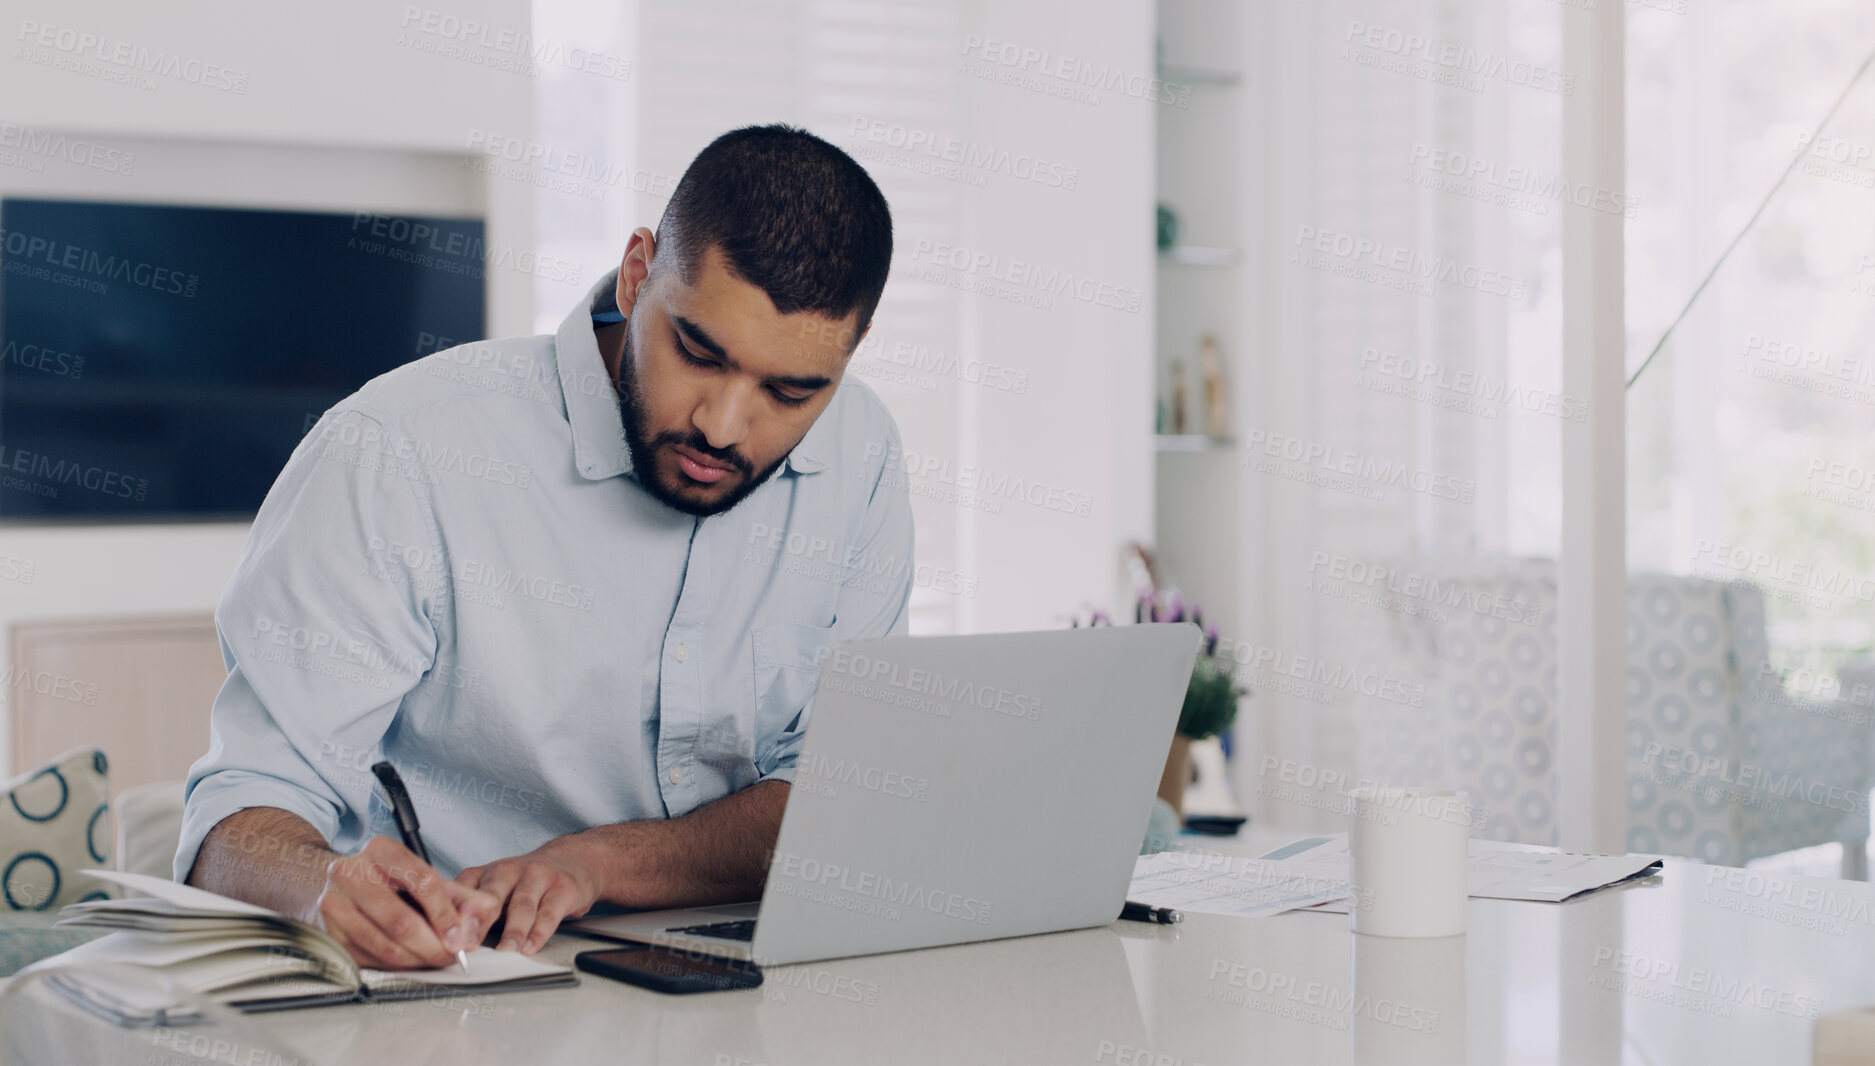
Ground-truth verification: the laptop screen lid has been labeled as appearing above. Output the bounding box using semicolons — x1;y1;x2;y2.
751;623;1201;966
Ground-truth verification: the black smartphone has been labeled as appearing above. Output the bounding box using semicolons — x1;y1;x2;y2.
575;945;763;994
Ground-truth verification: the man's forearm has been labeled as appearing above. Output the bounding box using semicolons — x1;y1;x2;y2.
574;780;791;909
184;807;338;925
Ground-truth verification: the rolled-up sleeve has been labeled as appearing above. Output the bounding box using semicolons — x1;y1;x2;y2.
174;408;444;882
754;416;915;786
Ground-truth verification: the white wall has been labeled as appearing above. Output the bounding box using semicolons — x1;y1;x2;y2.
0;0;533;772
960;1;1156;634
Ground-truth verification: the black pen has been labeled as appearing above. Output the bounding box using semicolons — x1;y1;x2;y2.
1119;901;1182;925
371;760;470;973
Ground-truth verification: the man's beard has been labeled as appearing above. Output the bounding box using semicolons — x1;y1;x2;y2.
614;322;788;517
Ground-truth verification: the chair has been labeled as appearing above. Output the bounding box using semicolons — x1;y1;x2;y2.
1355;560;1873;874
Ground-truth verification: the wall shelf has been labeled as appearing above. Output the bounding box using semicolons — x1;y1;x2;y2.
1159;245;1241;267
1159;65;1242;88
1154;434;1237;453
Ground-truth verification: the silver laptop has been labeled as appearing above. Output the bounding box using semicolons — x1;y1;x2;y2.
569;623;1201;966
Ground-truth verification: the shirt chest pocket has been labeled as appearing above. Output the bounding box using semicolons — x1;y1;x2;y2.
751;621;838;740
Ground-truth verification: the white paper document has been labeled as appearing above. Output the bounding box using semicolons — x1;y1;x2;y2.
1250;836;1664;913
1128;850;1352;918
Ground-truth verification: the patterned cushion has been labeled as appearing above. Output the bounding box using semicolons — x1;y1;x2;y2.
1356;564;1873;863
1357;562;1558;843
1;748;117;912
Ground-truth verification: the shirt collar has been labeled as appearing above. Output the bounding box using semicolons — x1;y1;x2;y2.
554;268;832;481
555;269;634;481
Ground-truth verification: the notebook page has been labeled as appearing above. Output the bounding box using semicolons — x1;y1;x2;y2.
78;869;279;918
362;948;570;989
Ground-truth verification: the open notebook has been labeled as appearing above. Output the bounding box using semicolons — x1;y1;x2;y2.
23;870;576;1025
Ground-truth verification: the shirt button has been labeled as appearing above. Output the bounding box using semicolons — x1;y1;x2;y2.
674;645;689;662
669;768;683;784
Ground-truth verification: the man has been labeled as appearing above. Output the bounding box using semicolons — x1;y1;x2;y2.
176;124;911;970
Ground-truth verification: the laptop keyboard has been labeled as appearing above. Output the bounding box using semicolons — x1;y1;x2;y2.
666;919;757;942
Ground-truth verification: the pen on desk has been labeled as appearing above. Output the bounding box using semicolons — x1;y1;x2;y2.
371;760;471;974
1120;901;1182;925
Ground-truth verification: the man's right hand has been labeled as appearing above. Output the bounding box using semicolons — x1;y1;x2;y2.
313;836;502;970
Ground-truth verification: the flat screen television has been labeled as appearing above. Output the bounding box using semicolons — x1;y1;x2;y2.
0;198;486;521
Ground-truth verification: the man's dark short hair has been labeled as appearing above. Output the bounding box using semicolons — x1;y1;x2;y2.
655;123;893;342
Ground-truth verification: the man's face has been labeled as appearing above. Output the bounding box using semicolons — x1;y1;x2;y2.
615;243;859;517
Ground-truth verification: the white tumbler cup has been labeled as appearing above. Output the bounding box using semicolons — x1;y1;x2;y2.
1347;786;1470;938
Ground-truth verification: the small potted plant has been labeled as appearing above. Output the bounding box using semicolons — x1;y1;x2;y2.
1077;592;1246;817
1145;594;1244;815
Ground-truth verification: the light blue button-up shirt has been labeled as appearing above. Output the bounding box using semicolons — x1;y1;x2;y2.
175;269;914;882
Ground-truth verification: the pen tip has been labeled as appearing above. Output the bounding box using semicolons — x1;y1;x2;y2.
458;950;471;973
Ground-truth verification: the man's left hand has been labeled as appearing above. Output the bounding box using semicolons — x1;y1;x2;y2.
456;837;604;954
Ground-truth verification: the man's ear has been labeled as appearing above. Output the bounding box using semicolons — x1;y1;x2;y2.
617;226;658;316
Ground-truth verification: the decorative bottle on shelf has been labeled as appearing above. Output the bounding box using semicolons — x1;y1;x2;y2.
1199;333;1227;439
1170;360;1188;435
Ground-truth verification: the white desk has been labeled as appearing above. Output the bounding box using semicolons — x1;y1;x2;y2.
8;831;1875;1065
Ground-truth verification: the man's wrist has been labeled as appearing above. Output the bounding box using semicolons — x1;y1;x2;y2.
553;823;640;905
